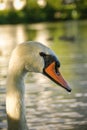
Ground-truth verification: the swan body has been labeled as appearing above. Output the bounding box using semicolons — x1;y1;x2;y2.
6;41;71;130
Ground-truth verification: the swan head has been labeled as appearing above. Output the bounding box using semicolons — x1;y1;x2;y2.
9;41;71;92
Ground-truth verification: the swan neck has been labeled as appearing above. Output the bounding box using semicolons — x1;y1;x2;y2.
6;72;28;130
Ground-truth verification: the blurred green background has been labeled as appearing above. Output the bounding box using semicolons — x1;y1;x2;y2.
0;0;87;24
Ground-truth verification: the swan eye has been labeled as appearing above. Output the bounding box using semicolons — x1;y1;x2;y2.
55;62;60;74
40;52;54;67
39;52;46;57
39;52;60;70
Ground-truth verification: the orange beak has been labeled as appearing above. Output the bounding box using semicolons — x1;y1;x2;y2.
44;62;71;92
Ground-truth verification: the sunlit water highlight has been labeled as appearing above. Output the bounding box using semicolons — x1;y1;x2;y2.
0;21;87;130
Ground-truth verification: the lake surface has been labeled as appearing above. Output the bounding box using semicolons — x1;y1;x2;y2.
0;20;87;130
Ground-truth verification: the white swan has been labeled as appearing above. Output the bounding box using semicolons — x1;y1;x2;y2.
6;41;71;130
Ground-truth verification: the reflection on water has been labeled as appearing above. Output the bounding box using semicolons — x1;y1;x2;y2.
0;21;87;130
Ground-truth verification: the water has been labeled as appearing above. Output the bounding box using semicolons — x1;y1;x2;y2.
0;20;87;130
